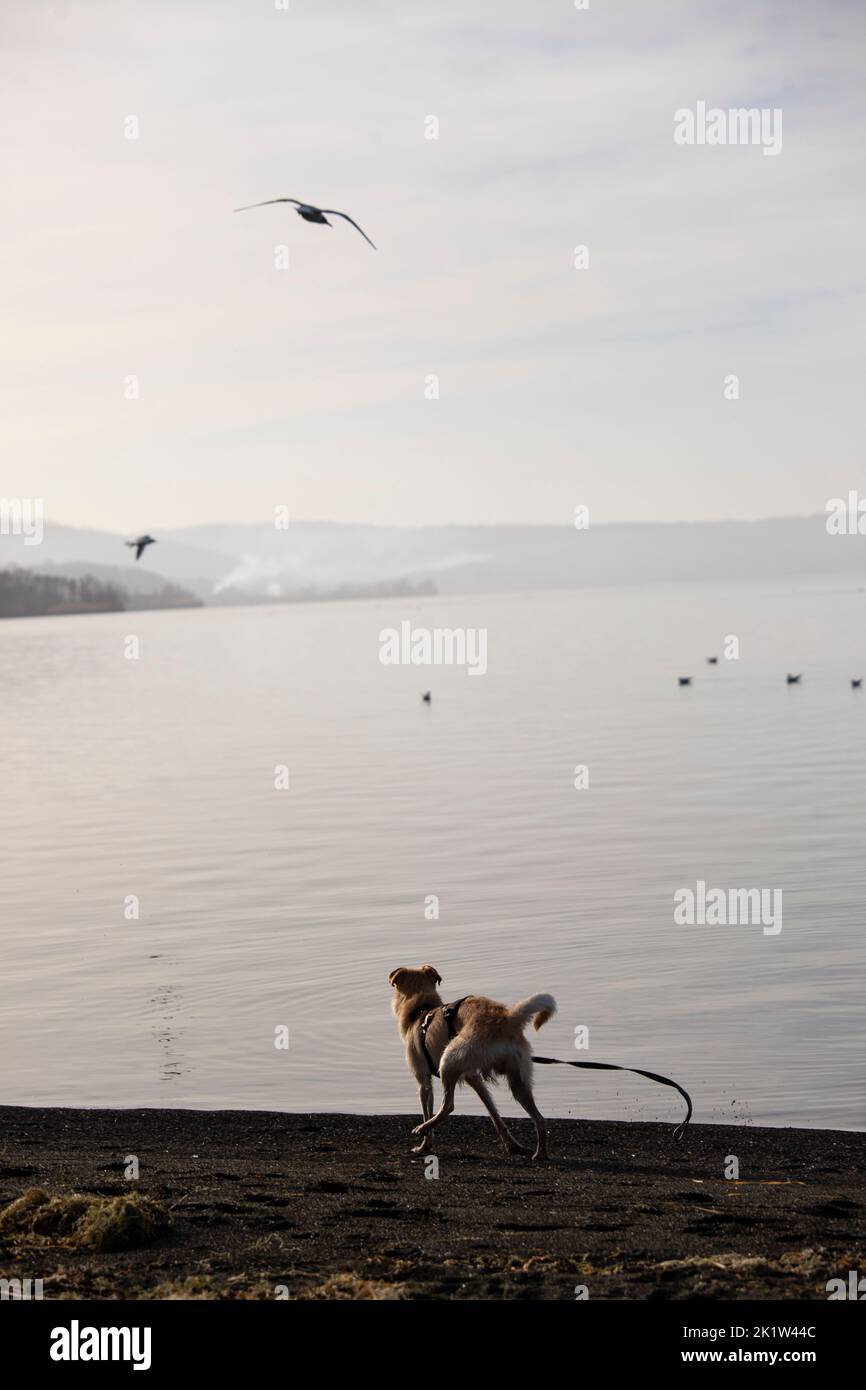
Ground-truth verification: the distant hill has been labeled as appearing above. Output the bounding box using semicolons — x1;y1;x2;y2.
0;525;228;596
122;514;866;595
25;560;207;601
0;564;202;619
1;514;863;606
0;568;124;618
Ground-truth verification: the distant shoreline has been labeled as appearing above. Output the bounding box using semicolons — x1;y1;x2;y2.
0;564;435;619
2;568;863;623
0;565;202;619
1;1106;862;1300
3;513;865;609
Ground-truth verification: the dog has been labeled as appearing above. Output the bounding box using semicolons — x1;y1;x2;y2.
389;964;557;1160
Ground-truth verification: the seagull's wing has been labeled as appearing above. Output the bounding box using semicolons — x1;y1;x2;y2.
134;542;146;560
321;210;377;248
234;198;303;212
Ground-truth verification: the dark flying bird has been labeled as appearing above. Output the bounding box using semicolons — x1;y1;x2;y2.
678;677;692;686
786;673;802;685
706;656;718;665
422;691;432;704
852;679;862;689
126;535;156;561
234;198;376;249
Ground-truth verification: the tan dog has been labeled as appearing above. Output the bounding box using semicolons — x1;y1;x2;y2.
389;964;556;1160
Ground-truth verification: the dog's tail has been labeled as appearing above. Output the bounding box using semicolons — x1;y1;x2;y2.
509;993;557;1032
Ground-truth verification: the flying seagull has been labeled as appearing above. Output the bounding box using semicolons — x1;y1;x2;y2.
678;677;692;686
786;673;802;685
852;678;862;689
706;656;718;665
126;535;156;561
234;198;376;249
422;691;432;704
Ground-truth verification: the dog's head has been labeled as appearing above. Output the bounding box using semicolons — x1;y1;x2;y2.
388;964;442;999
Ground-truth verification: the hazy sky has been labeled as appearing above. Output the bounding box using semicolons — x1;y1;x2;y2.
2;0;864;531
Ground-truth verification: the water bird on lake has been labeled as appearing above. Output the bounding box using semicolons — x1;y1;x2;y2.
786;674;802;685
234;197;376;248
126;535;156;561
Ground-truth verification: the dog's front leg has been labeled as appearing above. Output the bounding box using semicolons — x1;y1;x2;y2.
411;1082;455;1138
411;1080;435;1154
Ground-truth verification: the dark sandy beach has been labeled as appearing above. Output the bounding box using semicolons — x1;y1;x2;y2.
0;1106;863;1300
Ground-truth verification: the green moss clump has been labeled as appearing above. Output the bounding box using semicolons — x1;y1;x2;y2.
0;1188;171;1252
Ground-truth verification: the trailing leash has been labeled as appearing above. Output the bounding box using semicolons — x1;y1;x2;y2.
531;1055;693;1141
419;1000;692;1141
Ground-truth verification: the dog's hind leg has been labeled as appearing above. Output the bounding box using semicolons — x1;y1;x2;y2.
466;1076;532;1155
507;1064;549;1161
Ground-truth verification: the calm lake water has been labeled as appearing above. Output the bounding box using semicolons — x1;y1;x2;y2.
2;579;864;1131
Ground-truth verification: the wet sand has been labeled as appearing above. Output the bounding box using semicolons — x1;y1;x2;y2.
0;1106;863;1300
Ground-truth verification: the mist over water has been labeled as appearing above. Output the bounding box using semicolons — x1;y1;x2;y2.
2;578;864;1130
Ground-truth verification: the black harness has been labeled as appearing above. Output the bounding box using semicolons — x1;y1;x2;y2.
418;997;468;1077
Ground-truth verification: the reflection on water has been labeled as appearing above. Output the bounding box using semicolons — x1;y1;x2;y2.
148;981;188;1083
1;578;864;1130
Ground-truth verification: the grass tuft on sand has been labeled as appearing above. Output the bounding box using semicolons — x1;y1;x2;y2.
307;1272;408;1300
0;1188;171;1252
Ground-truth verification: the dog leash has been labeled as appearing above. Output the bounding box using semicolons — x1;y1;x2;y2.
421;1002;692;1138
531;1056;693;1142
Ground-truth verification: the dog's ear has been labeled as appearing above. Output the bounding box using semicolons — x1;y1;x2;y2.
389;967;408;989
421;964;442;986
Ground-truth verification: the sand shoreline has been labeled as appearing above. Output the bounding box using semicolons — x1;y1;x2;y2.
1;1105;863;1300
